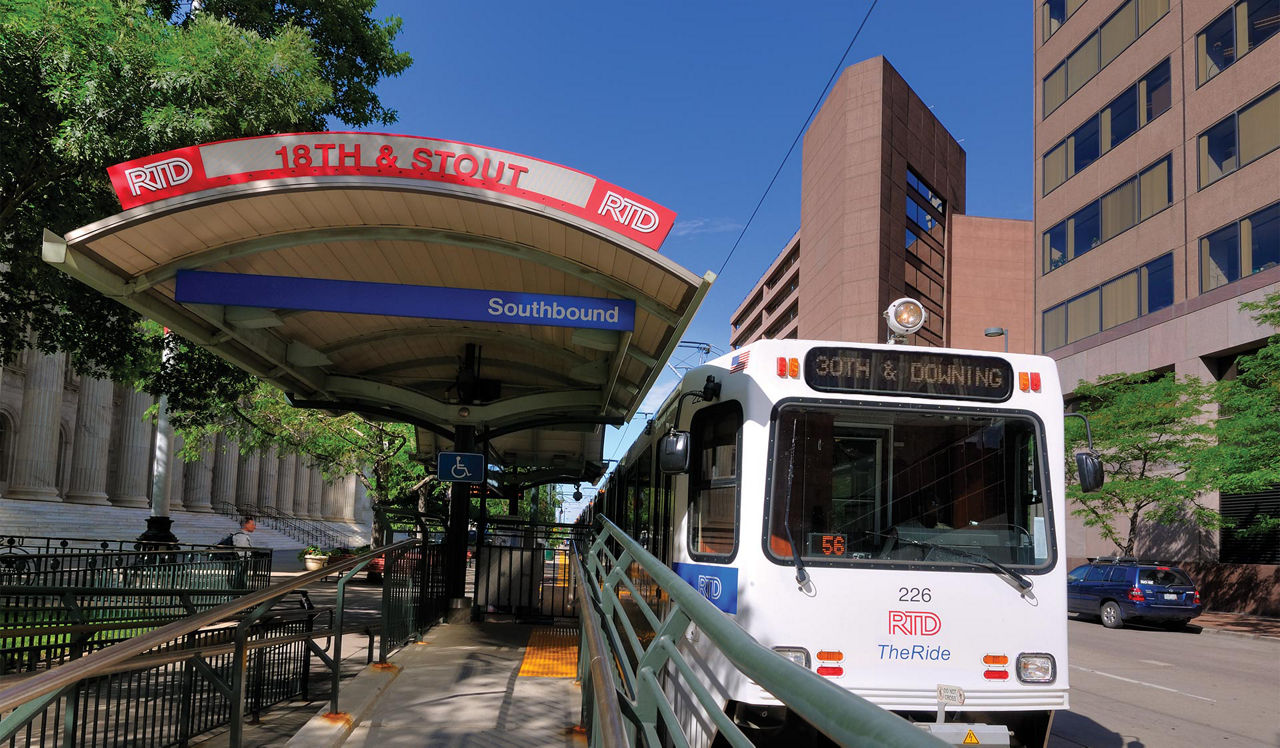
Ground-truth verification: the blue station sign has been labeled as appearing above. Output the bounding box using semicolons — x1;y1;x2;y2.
174;270;636;331
438;452;485;484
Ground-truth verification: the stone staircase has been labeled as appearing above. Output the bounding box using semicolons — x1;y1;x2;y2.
0;498;369;551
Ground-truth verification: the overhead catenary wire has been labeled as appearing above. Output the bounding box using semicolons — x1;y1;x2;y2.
715;0;880;278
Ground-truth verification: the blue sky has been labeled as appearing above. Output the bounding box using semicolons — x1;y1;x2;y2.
370;2;1034;512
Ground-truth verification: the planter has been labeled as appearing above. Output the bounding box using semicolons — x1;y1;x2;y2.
302;554;328;572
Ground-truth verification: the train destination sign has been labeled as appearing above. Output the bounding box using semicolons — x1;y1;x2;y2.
805;347;1013;401
174;270;636;331
107;132;677;250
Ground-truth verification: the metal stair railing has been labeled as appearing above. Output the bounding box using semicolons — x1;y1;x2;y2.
0;539;423;748
211;501;346;549
577;517;948;748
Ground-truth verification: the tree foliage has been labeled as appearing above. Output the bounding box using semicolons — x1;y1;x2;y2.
1206;291;1280;494
0;0;409;414
1065;372;1217;556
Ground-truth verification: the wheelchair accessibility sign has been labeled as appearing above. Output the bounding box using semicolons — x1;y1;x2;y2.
438;452;484;484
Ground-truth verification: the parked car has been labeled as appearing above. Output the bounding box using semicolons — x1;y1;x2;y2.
1067;558;1203;629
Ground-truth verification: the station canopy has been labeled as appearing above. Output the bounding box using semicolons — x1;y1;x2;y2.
46;132;713;483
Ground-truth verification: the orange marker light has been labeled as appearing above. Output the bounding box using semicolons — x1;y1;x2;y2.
816;650;844;662
1019;372;1030;392
982;654;1009;666
777;357;788;377
788;358;800;378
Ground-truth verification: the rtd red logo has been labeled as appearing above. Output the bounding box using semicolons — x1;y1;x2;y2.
124;157;194;196
889;610;941;636
597;190;660;233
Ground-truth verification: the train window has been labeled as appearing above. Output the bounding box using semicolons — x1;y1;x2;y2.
688;402;742;561
766;406;1053;569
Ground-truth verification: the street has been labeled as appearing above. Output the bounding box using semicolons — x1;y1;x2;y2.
1051;618;1280;747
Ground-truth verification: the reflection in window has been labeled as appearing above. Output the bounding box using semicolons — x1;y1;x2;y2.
1044;221;1068;271
1199;86;1280;188
1201;201;1280;292
1072;201;1101;258
907;169;944;213
1072;116;1100;174
1198;9;1236;85
689;402;741;558
1042;58;1170;195
1043;0;1167;117
1198;0;1280;86
1042;253;1174;350
767;407;1051;567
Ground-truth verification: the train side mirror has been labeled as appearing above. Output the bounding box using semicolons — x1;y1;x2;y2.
1075;452;1104;493
659;431;691;474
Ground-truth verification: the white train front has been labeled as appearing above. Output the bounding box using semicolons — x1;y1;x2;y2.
594;332;1084;747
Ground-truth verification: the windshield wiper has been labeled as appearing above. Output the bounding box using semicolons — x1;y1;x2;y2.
781;420;809;588
869;530;1035;597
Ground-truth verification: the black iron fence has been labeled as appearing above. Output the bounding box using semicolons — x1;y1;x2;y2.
0;540;423;748
1;537;271;678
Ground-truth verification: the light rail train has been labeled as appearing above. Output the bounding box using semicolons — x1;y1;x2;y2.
586;300;1101;747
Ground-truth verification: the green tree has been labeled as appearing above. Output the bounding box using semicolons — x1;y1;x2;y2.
1201;291;1280;542
175;381;432;541
0;0;410;413
1065;372;1217;557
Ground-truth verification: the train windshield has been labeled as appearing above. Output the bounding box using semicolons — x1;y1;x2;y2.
766;405;1052;569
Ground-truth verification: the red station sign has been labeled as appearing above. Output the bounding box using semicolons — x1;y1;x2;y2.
107;132;677;251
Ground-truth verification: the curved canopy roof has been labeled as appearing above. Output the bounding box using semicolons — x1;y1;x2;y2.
46;132;712;473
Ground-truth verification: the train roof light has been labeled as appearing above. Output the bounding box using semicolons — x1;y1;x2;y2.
884;297;927;343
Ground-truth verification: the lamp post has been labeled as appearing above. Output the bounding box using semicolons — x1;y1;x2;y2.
984;326;1009;353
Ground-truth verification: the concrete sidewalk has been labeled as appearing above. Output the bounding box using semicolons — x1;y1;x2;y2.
1192;610;1280;639
294;622;585;748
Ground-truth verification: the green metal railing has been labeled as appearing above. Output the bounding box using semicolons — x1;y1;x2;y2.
577;518;947;747
0;539;423;747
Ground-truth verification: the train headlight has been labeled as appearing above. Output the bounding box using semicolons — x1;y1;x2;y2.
772;647;810;669
884;297;927;337
1016;653;1056;683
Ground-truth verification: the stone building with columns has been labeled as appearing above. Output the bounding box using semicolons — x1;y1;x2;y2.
0;348;371;546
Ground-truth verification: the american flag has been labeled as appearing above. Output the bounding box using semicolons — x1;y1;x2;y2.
729;351;750;373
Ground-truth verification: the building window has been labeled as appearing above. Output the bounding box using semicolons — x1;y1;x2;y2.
1100;1;1138;66
1043;253;1174;351
1141;58;1172;124
1201;201;1280;292
1197;0;1279;87
1042;0;1168;117
907;195;939;235
1043;154;1173;274
1042;58;1170;195
1072;116;1100;174
907;169;944;213
1072;201;1101;259
1043;0;1088;41
688;402;741;560
1198;86;1280;188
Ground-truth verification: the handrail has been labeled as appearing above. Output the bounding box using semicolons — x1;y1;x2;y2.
0;538;419;714
586;517;946;747
570;540;628;748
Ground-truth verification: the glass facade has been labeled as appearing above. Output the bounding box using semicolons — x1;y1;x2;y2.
1198;86;1280;189
1043;253;1175;351
1197;0;1280;86
1043;59;1171;194
1043;0;1169;117
1044;155;1173;273
1201;201;1280;292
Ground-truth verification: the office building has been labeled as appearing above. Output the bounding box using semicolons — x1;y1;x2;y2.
1034;0;1279;563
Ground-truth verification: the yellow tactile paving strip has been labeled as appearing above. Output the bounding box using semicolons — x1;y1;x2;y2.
518;626;580;678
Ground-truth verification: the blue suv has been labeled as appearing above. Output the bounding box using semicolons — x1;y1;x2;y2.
1067;559;1203;629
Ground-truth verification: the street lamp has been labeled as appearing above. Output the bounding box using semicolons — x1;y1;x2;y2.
984;327;1009;353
